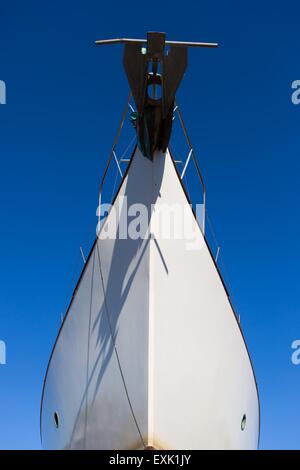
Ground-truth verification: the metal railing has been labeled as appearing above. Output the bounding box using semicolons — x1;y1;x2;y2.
97;93;136;228
97;97;206;242
171;102;206;235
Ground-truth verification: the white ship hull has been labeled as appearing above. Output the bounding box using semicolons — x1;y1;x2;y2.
40;147;259;449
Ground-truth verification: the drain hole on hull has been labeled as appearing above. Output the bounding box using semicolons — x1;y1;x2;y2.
241;414;246;431
54;411;60;429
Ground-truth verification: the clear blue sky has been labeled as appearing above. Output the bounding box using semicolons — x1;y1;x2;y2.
0;0;300;450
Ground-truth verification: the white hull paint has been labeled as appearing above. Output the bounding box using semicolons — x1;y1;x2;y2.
41;148;259;449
